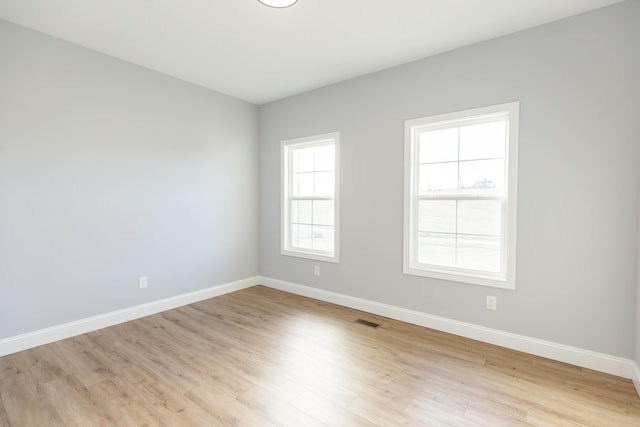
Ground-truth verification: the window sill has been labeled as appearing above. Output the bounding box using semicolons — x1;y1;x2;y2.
403;265;514;289
281;248;339;263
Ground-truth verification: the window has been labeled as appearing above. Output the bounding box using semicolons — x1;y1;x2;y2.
404;103;518;288
282;133;339;262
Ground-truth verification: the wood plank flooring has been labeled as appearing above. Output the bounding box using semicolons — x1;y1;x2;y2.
1;285;640;426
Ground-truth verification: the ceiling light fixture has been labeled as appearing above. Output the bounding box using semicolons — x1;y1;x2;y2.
258;0;297;8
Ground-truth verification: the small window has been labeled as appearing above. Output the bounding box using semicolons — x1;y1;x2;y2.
282;133;339;262
404;103;519;288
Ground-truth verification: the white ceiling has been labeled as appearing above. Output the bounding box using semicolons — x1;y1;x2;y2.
0;0;624;104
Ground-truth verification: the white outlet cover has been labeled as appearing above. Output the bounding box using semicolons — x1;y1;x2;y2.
139;276;148;288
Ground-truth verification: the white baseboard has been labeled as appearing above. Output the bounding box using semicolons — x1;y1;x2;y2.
259;276;637;380
3;274;637;386
0;276;259;357
633;363;640;396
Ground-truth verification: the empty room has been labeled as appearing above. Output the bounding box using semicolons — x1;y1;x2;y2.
1;0;640;425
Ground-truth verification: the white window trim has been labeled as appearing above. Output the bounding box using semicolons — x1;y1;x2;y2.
403;102;519;289
281;132;340;263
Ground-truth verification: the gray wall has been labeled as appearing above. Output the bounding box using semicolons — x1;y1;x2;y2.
259;1;640;358
0;20;259;339
637;186;640;366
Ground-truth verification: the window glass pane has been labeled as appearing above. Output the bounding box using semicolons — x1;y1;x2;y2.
459;121;505;161
312;225;334;251
459;159;504;191
405;103;517;286
314;144;334;172
419;200;456;233
312;200;334;226
418;232;455;266
457;234;501;272
419;128;459;164
314;171;334;197
283;134;338;260
292;224;313;249
293;172;314;196
293;147;314;172
419;162;458;193
458;200;502;236
291;200;312;224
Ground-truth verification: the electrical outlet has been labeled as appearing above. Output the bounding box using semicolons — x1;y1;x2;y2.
139;276;148;289
314;266;320;276
486;296;497;310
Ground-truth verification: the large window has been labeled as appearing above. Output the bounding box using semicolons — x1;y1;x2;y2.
282;133;339;262
404;103;518;288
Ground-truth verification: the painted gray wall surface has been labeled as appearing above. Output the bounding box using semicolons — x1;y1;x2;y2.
637;183;640;366
637;208;640;366
0;20;259;339
259;1;640;358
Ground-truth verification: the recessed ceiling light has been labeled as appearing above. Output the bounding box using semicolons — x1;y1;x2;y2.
258;0;297;8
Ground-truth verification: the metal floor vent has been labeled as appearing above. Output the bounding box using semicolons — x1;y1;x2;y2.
355;318;380;328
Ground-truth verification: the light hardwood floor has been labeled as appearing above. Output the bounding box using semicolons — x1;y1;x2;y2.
1;285;640;426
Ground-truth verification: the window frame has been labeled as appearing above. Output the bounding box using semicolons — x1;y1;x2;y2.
281;132;340;263
403;102;519;289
